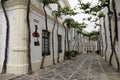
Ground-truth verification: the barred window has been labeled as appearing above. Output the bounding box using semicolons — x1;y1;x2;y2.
58;35;62;53
42;30;50;56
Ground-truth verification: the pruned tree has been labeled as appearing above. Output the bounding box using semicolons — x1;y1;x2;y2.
40;0;59;69
56;6;77;60
26;0;33;75
52;3;61;64
73;22;86;53
63;18;74;51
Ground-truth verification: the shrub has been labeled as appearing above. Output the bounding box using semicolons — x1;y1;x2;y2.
65;50;79;59
65;51;71;59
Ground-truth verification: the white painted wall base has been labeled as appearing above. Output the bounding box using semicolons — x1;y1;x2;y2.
0;54;64;74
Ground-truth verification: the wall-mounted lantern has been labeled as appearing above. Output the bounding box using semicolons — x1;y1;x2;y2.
32;25;40;46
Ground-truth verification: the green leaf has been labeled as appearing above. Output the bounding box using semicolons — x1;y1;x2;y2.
41;0;59;6
98;12;104;18
80;2;91;10
87;17;92;21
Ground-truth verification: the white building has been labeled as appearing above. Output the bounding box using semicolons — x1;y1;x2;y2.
100;0;120;69
0;0;70;74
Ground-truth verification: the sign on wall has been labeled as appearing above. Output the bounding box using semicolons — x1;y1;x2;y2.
32;25;40;46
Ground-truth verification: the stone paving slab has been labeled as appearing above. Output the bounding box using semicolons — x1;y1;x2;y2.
1;53;120;80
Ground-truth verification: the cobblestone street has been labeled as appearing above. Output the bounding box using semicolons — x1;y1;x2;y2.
1;53;120;80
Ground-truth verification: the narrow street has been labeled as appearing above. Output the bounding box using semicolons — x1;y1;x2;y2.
1;53;120;80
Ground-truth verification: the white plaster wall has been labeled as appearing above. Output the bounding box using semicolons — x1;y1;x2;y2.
0;0;70;74
101;1;120;68
30;8;65;63
0;4;16;72
115;0;120;53
104;8;111;50
100;18;105;51
30;10;43;62
0;11;6;64
0;7;13;64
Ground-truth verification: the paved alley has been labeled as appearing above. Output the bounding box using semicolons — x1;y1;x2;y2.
1;53;120;80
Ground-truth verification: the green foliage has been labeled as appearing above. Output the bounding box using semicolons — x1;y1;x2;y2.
95;18;99;22
98;12;104;18
81;30;99;40
80;2;91;10
83;18;86;20
77;0;108;33
95;23;101;26
60;6;77;16
84;10;90;14
65;51;71;56
87;16;92;21
99;0;109;6
79;0;108;15
63;18;86;31
40;0;59;6
63;18;74;27
52;6;77;19
94;26;97;28
87;31;99;40
91;12;97;16
52;10;61;17
65;50;79;58
91;6;101;13
71;50;79;57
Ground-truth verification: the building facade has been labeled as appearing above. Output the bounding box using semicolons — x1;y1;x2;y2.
0;0;70;74
100;0;120;69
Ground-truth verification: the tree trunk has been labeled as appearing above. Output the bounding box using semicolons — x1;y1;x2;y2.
40;5;48;69
56;18;60;63
113;0;118;41
112;0;119;71
107;3;115;66
80;34;83;53
1;2;10;74
107;1;119;70
109;37;120;71
88;39;90;52
108;8;114;66
26;0;33;75
103;17;108;61
99;19;103;56
77;34;79;52
100;29;104;56
67;28;70;51
73;29;76;51
63;25;66;60
52;16;56;64
113;37;120;71
77;37;80;53
97;36;100;54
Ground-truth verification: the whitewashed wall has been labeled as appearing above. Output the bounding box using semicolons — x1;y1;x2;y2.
0;5;14;70
115;0;120;53
0;0;69;74
105;9;111;51
30;10;65;63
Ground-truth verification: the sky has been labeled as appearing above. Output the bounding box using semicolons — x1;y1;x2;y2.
68;0;99;32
